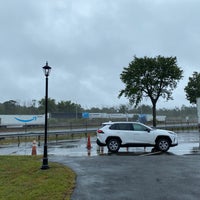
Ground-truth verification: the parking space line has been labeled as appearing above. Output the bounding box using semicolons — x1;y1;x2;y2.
139;151;162;156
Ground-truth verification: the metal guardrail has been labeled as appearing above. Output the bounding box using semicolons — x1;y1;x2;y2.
156;123;198;130
0;127;98;138
0;123;199;139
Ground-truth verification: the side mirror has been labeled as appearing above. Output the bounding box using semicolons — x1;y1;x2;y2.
146;128;150;132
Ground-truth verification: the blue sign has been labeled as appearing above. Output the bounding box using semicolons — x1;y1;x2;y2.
82;112;89;118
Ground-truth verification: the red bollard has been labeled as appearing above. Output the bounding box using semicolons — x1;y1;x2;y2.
87;134;92;149
32;140;37;156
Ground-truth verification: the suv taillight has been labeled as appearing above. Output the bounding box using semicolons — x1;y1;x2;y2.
97;130;104;134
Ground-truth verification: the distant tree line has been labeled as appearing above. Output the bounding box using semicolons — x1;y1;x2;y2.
0;99;83;115
0;99;197;121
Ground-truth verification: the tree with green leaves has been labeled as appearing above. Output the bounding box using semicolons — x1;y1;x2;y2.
119;55;183;127
184;71;200;104
57;100;83;113
38;98;57;113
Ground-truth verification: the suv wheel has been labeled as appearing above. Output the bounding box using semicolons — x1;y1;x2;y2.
156;138;170;152
107;138;120;153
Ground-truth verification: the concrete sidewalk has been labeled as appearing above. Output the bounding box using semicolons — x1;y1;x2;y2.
51;154;200;200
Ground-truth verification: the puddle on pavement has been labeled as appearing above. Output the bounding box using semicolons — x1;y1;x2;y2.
0;137;200;156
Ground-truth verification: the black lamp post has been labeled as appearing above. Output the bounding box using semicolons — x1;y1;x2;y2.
41;61;51;170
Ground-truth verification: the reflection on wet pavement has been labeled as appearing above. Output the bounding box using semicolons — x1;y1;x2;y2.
0;131;200;156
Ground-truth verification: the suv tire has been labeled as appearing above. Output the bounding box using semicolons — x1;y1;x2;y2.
156;138;170;152
107;138;120;153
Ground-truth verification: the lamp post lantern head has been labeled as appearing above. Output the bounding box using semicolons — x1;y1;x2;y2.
43;62;51;77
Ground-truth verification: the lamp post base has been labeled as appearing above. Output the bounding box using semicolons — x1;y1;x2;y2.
41;165;50;170
41;158;49;170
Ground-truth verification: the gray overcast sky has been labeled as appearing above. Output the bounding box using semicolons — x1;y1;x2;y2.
0;0;199;109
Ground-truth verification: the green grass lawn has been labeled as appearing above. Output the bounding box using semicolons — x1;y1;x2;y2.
0;156;76;200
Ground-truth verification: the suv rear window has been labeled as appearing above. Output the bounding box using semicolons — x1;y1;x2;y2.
109;123;133;130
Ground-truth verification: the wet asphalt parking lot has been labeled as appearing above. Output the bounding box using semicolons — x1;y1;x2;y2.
51;154;200;200
51;131;200;200
1;131;200;199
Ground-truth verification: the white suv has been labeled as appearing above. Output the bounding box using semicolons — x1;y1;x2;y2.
96;122;178;153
